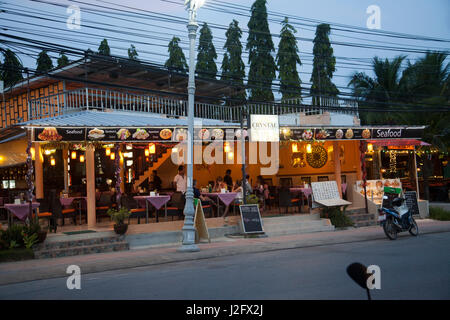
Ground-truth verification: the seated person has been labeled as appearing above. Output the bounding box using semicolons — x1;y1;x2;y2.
193;180;218;214
213;176;227;192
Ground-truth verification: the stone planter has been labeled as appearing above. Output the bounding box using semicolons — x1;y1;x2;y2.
113;223;128;235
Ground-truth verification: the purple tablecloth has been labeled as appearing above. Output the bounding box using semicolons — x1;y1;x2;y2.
134;195;171;210
202;192;238;206
5;202;40;220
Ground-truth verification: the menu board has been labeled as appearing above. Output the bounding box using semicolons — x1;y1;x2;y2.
239;204;264;234
355;179;402;204
404;191;420;216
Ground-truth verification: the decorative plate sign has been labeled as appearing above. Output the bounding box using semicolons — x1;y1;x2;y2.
116;128;131;140
301;129;314;141
159;128;173;140
173;128;187;142
306;145;328;168
315;129;329;140
88;128;105;140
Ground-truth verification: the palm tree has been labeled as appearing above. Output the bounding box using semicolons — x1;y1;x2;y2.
349;55;407;124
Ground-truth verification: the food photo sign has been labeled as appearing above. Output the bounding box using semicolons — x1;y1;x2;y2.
355;179;402;204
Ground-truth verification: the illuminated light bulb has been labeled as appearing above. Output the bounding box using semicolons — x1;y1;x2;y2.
79;155;85;163
149;143;156;154
224;142;231;153
126;144;133;150
105;148;111;156
306;144;312;154
71;151;77;159
291;143;298;153
50;157;55;166
227;152;234;160
367;143;373;153
144;149;150;157
110;153;115;160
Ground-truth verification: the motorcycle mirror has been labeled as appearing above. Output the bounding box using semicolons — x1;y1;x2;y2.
346;262;369;289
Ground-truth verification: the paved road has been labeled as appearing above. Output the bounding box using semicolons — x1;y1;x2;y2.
0;232;449;300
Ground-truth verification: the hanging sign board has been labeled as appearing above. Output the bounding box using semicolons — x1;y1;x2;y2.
239;204;264;234
250;115;279;142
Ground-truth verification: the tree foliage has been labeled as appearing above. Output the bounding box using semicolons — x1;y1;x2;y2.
98;39;111;56
36;50;53;73
164;36;188;74
196;23;217;79
0;49;23;88
276;17;302;101
57;52;70;68
310;23;339;105
128;44;139;61
222;19;246;103
246;0;276;102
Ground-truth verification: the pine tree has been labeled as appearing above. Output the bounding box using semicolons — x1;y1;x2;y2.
196;23;217;79
98;39;111;56
57;52;69;68
0;49;23;88
222;19;246;103
165;36;188;73
128;44;139;61
310;23;339;105
276;17;302;101
36;50;53;73
246;0;276;102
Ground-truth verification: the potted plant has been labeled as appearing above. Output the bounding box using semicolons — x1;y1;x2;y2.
27;220;47;243
245;194;260;205
107;207;131;235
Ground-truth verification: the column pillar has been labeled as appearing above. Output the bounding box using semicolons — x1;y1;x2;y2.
63;145;69;193
34;142;44;199
86;145;96;228
356;141;363;181
333;141;342;198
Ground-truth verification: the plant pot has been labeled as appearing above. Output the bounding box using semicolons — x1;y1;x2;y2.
37;230;47;243
113;223;128;235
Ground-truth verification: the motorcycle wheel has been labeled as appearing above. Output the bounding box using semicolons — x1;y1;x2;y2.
409;217;419;236
383;218;398;240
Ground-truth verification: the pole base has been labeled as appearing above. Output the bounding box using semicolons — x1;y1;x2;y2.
177;244;200;252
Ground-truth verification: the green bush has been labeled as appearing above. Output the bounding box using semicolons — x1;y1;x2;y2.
107;207;130;225
0;248;34;263
0;224;25;248
429;207;450;221
320;207;354;228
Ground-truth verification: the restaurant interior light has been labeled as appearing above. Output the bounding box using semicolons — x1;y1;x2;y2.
224;142;231;153
306;144;312;154
149;143;156;154
50;157;55;166
110;152;115;160
126;160;133;166
291;143;298;153
126;144;133;150
44;149;56;156
144;149;150;157
124;152;133;158
105;148;111;156
30;147;35;160
79;154;85;163
71;151;77;159
227;152;234;160
367;143;374;153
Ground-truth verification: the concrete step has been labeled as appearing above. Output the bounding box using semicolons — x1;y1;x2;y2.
261;215;334;236
34;241;129;259
264;224;335;237
347;213;376;222
34;235;125;251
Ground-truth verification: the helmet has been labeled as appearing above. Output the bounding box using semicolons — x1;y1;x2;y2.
392;197;404;207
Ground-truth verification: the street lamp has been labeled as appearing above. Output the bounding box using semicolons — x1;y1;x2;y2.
178;0;206;252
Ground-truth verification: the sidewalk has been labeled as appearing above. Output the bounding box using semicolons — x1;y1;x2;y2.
0;219;449;286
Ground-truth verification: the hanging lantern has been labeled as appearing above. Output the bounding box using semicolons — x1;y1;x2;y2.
106;148;111;156
145;149;150;157
110;152;115;160
79;154;85;163
50;157;56;166
291;143;298;153
367;143;373;153
306;144;312;154
71;151;77;159
227;152;234;160
149;143;156;154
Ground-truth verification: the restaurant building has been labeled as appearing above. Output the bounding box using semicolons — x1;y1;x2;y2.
0;55;434;234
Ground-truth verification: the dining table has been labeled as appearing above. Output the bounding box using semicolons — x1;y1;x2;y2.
201;192;238;215
4;202;40;226
133;195;171;223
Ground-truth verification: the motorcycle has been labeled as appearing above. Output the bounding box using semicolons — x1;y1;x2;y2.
378;196;419;240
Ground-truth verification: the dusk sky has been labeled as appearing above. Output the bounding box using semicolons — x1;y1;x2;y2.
1;0;449;98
